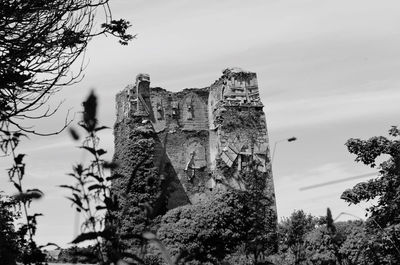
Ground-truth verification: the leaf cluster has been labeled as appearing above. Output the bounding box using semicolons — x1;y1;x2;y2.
340;126;400;263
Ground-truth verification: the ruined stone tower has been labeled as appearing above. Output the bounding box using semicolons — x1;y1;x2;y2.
114;68;276;215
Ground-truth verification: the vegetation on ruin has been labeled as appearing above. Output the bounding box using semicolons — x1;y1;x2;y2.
112;119;164;248
220;107;262;133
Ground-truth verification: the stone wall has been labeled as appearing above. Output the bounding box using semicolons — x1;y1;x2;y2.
114;67;276;213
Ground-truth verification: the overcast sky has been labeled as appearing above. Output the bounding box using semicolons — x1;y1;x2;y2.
1;0;400;247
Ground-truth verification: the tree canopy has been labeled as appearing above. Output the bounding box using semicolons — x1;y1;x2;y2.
341;126;400;263
158;190;276;264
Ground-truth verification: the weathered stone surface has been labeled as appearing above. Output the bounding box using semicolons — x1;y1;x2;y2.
114;69;276;213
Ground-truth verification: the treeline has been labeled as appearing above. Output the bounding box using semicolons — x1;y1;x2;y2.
274;210;366;265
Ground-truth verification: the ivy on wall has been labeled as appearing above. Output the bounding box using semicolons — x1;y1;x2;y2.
112;120;164;248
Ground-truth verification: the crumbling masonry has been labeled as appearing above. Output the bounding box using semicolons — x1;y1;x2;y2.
114;68;276;215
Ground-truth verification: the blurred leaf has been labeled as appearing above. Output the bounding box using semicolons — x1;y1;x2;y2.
66;195;86;211
71;232;99;244
104;197;117;210
87;172;104;182
13;189;44;202
13;182;22;192
95;126;110;132
14;154;25;165
73;164;84;176
103;161;119;169
28;213;43;221
88;184;103;191
97;149;107;156
69;127;80;141
82;91;97;132
80;146;96;156
27;188;44;196
59;184;80;193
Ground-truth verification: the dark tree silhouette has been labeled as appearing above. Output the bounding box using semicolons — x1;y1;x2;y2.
0;0;133;135
0;193;20;265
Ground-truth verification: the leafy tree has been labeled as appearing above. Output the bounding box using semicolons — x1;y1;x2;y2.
240;160;278;263
276;209;367;265
0;193;20;265
305;219;367;265
338;221;368;265
158;190;268;264
341;126;400;263
278;210;317;265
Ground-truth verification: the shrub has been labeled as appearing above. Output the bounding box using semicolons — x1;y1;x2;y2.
158;190;274;264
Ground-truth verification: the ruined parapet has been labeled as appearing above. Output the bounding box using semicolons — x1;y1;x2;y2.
134;73;152;117
114;67;275;207
208;68;272;193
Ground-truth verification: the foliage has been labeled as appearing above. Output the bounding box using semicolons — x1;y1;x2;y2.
304;211;367;265
112;116;165;248
0;0;133;134
158;189;274;264
276;209;368;265
0;193;20;265
66;90;137;264
0;130;48;264
341;126;400;263
220;108;262;133
1;2;133;264
240;160;278;262
278;210;318;265
66;91;179;265
338;222;368;265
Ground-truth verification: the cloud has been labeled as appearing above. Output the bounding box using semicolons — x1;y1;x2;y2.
267;86;400;131
275;162;375;219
